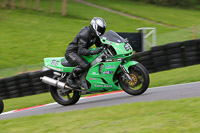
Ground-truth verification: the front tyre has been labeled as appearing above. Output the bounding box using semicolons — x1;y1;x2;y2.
0;98;4;114
50;76;80;106
119;63;150;95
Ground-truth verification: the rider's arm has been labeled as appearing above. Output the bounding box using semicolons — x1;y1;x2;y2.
78;38;101;56
95;38;102;47
77;38;91;56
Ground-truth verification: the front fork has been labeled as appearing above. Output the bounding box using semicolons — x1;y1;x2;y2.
119;64;133;82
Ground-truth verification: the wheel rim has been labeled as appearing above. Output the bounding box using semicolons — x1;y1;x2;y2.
126;74;138;86
56;88;74;102
124;67;145;90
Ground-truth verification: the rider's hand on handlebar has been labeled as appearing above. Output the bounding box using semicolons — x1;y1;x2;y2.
90;48;102;55
100;46;104;50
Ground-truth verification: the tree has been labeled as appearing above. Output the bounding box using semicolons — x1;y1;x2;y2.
21;0;26;9
3;0;9;7
61;0;67;16
11;0;16;9
28;0;32;9
50;0;55;13
34;0;40;11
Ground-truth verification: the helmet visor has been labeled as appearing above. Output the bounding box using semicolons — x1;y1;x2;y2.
97;26;106;35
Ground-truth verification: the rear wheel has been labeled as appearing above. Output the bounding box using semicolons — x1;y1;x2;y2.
0;98;4;114
119;63;150;95
50;75;80;106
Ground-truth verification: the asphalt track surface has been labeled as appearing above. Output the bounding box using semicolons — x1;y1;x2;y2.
1;82;200;120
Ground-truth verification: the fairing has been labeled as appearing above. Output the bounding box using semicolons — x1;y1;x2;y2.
100;30;133;57
44;57;74;72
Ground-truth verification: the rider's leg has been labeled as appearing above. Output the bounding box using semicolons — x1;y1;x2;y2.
65;53;89;88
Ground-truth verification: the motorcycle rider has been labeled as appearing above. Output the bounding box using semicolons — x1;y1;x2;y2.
65;17;107;88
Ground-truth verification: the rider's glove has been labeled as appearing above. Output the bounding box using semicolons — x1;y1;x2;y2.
100;46;104;50
90;48;102;55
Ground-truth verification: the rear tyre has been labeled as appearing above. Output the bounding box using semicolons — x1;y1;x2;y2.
50;86;80;106
0;98;4;114
119;63;150;95
50;75;80;106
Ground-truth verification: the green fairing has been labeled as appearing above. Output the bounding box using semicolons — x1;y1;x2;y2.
44;57;74;72
86;61;122;91
122;61;138;73
43;51;100;72
82;51;100;63
100;38;133;59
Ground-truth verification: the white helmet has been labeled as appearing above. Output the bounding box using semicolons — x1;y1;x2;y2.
90;17;106;36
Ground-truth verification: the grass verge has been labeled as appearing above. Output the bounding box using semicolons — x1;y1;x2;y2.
0;63;43;78
1;0;199;71
1;97;200;133
86;0;200;28
2;64;200;112
0;0;174;69
86;0;200;45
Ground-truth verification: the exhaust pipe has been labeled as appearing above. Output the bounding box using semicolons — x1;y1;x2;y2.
40;76;72;90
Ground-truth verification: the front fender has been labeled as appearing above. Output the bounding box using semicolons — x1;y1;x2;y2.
122;61;138;73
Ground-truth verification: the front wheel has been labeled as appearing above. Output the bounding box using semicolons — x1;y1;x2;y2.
119;63;150;95
0;98;4;114
50;76;80;106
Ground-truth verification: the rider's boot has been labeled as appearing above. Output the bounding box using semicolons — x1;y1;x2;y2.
66;72;79;89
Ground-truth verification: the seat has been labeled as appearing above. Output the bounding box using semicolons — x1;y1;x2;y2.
61;59;76;67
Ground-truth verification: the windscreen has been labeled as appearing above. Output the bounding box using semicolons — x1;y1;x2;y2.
101;30;125;43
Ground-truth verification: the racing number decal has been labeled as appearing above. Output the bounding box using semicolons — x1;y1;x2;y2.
124;43;132;51
51;60;60;66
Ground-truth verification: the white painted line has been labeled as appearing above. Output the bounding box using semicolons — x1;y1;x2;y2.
1;110;16;115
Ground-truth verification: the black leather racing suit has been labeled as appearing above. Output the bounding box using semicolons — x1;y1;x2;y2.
65;26;102;77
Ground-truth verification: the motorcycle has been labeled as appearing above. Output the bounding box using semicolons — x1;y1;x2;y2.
41;30;150;106
0;97;4;114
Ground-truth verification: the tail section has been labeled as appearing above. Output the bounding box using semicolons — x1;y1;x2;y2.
44;57;74;72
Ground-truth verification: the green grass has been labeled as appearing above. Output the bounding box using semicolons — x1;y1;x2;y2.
2;64;200;112
1;97;200;133
157;25;200;45
3;92;54;112
86;0;200;45
0;9;87;69
0;0;175;70
150;64;200;87
1;0;200;70
0;63;43;78
86;0;200;28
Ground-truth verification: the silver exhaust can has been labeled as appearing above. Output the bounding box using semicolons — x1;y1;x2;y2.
40;76;65;89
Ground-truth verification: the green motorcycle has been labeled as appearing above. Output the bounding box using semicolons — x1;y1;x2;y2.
41;30;150;106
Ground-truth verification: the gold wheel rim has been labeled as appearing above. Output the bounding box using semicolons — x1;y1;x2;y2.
127;74;138;86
